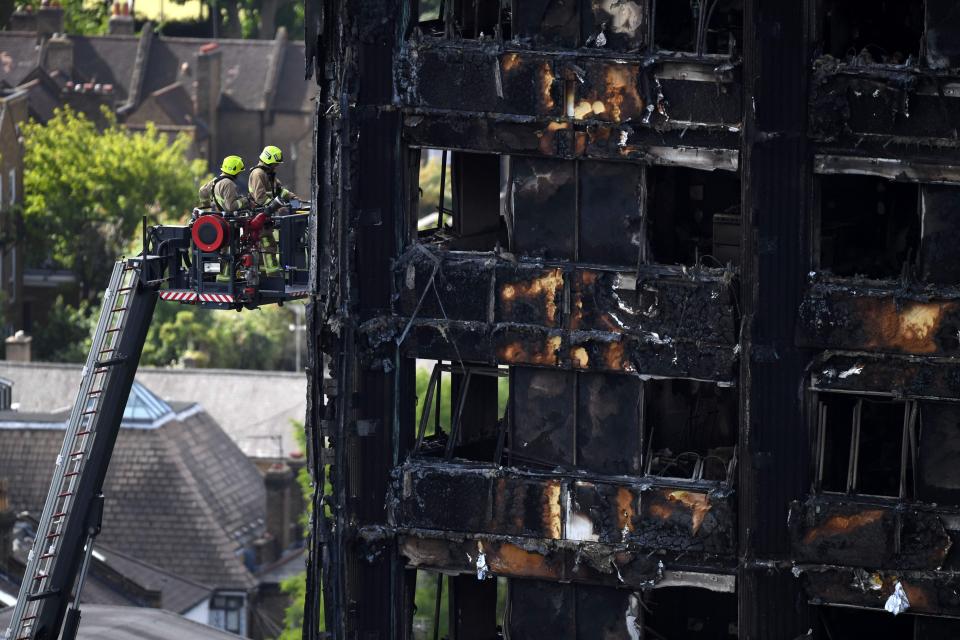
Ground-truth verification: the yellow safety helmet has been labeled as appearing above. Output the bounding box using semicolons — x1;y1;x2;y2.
259;145;283;166
220;155;244;176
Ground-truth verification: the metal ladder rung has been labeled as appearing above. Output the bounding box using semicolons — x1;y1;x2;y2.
39;553;55;560
110;307;128;313
69;451;84;457
44;532;60;540
105;328;122;333
76;430;92;436
57;491;73;498
63;472;80;478
81;410;97;416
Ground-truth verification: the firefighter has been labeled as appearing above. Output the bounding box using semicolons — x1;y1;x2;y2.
248;145;298;206
199;155;249;213
248;146;296;276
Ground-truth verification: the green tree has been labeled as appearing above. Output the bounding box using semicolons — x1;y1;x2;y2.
22;107;207;299
278;420;320;639
16;0;110;34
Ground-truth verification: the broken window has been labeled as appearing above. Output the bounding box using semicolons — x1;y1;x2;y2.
815;393;918;499
817;605;914;637
644;379;738;482
654;0;743;56
413;571;508;638
429;0;509;39
820;0;923;64
412;361;509;462
916;402;960;505
816;175;920;280
919;184;960;284
647;166;741;268
642;587;738;639
412;149;506;251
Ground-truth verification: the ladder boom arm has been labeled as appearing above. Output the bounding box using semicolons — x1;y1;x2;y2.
4;261;157;640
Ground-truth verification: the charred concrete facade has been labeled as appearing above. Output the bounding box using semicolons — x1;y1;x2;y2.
304;1;960;638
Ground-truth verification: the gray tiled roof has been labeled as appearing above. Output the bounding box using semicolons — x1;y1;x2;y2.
0;33;41;87
70;34;139;101
0;404;263;589
0;362;306;459
0;604;243;639
0;31;312;115
94;545;213;613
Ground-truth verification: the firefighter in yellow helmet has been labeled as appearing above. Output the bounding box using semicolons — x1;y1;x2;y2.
248;145;297;206
198;155;250;213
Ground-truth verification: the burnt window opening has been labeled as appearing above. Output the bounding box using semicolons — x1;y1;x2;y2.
915;402;960;506
644;379;738;482
821;0;924;65
421;0;510;39
508;370;735;481
816;605;917;638
412;361;509;463
647;166;741;268
815;393;918;499
413;149;507;251
817;175;920;280
414;571;508;638
642;587;738;639
654;0;743;56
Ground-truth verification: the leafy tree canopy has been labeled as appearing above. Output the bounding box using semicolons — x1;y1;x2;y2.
22;107;207;298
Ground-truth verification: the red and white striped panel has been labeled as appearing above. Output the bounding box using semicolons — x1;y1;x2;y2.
198;292;235;303
287;289;309;298
160;290;198;303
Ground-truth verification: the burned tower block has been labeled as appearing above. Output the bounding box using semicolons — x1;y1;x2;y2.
307;0;960;638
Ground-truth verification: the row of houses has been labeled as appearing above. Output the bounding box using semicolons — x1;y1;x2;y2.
0;361;308;638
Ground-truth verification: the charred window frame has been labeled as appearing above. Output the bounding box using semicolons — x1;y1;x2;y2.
813;392;919;500
412;362;510;463
646;165;742;268
643;378;738;484
652;0;743;56
409;148;506;251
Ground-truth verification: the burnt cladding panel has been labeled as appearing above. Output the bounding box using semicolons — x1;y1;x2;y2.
512;156;577;260
578;161;643;268
507;580;574;638
507;580;640;639
576;372;642;475
511;367;576;467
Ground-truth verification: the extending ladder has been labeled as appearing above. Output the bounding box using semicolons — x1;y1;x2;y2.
4;261;146;640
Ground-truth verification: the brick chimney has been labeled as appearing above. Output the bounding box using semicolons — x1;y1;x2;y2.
5;330;31;362
195;43;221;168
44;34;73;75
264;463;295;556
9;6;38;33
108;1;135;35
36;2;65;39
